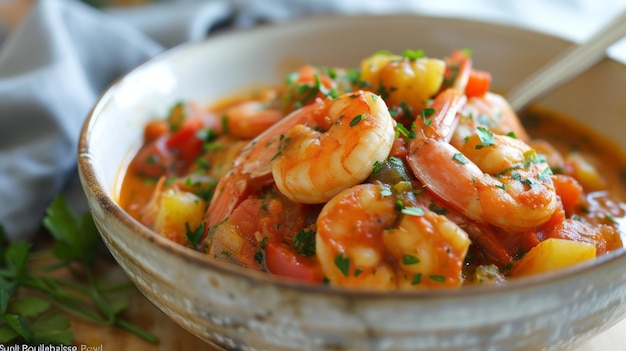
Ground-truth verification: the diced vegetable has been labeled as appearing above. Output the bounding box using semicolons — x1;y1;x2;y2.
552;174;584;213
153;189;207;244
565;152;606;191
465;69;491;97
264;241;324;283
510;238;596;277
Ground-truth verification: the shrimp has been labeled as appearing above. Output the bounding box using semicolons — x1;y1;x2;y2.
205;91;393;239
223;101;283;140
316;183;470;290
406;88;559;232
272;90;395;203
205;98;329;227
451;92;530;148
442;50;529;147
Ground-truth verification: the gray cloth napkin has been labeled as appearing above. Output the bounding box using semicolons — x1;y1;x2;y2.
0;0;163;241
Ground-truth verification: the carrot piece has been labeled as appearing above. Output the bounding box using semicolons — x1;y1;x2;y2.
552;174;584;213
144;119;169;141
465;69;492;97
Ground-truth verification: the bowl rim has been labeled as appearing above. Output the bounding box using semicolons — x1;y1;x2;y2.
78;12;626;300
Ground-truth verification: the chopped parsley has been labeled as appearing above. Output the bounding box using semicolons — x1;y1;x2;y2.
452;153;468;164
428;201;449;215
293;229;316;257
350;114;368;127
185;222;206;251
402;254;420;265
429;275;446;283
334;253;351;277
372;160;384;174
402;49;425;60
475;126;495;148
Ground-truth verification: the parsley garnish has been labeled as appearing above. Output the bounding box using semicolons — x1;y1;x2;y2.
428;201;449;215
402;254;420;265
334;253;351;277
402;49;425;60
293;229;316;257
475;126;495;148
429;275;446;283
372;160;383;174
350;114;367;127
395;123;415;140
254;237;269;264
0;196;157;345
185;222;206;251
452;153;468;164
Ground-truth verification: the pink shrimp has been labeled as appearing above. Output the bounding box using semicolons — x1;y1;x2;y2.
406;88;559;232
206;90;395;226
315;183;470;290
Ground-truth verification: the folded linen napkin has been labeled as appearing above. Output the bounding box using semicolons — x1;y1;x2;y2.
1;0;625;242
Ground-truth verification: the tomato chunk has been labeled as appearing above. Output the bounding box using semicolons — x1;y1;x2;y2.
264;241;323;283
465;69;492;97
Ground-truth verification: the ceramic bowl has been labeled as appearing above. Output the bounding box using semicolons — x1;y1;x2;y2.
78;14;626;351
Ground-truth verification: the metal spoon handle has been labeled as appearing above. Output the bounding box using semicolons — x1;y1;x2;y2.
507;10;626;112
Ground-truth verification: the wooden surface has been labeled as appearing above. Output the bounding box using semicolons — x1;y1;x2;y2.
71;273;626;351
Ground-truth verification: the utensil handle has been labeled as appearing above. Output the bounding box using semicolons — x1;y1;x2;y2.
507;10;626;112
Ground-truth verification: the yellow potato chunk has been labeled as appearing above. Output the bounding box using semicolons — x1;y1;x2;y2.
360;52;445;112
510;238;596;277
154;189;206;240
565;152;606;191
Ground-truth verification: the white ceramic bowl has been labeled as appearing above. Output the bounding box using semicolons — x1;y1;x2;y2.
78;14;626;351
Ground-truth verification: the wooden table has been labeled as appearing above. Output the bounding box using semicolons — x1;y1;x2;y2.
72;278;626;351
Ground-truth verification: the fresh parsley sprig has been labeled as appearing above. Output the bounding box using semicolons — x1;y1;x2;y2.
0;195;158;345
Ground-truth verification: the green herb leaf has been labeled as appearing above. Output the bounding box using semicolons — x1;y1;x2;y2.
429;275;446;282
402;49;425;60
402;254;420;265
350;114;367;127
475;126;495;147
185;222;206;251
293;229;316;257
30;313;73;345
334;253;351;277
452;153;468;164
8;296;50;317
43;196;99;265
401;207;424;216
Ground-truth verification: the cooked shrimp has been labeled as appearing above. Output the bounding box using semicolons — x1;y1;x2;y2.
206;90;394;223
451;92;530;147
407;88;559;232
205;99;329;227
316;183;470;290
223;101;283;140
272;90;395;203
